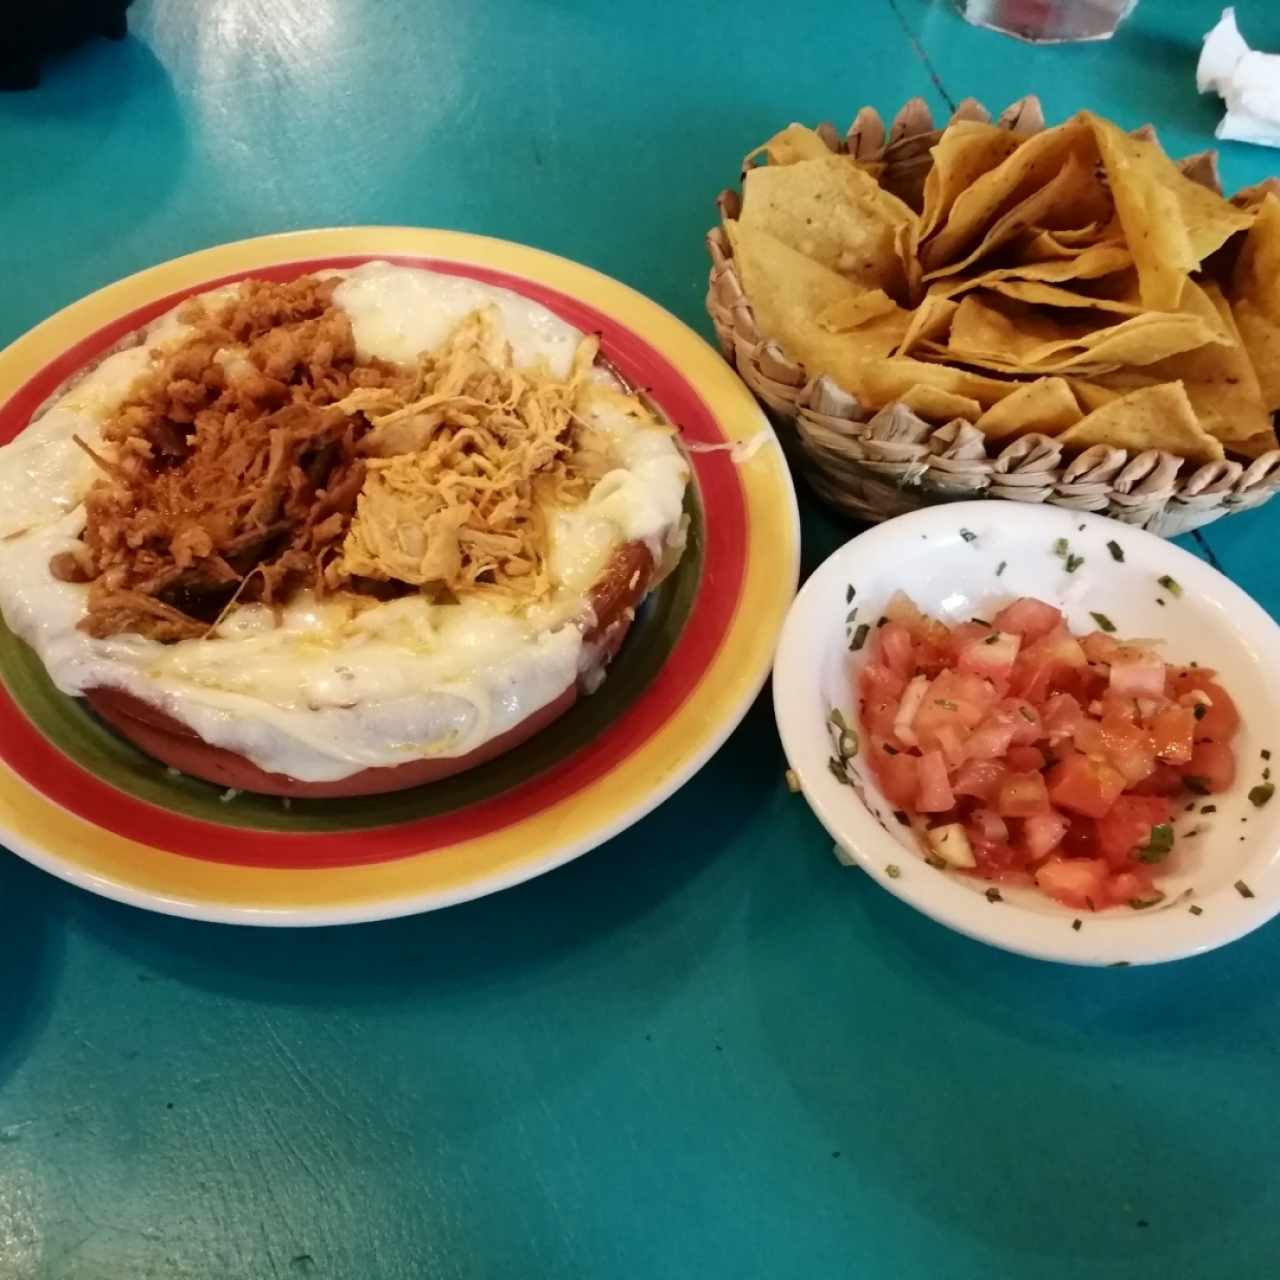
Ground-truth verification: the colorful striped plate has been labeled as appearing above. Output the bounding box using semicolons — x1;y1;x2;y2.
0;228;800;925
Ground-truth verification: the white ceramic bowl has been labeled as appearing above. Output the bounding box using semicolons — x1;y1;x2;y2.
774;501;1280;966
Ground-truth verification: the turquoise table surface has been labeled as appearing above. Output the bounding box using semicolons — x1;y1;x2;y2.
4;2;1280;1276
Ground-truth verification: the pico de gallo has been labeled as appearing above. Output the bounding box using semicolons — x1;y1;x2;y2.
857;593;1240;911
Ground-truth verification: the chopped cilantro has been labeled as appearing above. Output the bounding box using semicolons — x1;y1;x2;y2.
1157;575;1183;597
983;634;1000;645
884;744;899;755
1129;892;1165;910
985;887;1002;903
893;810;909;825
846;584;855;603
1107;540;1125;562
1265;767;1272;781
1156;598;1166;606
971;616;991;626
959;528;978;543
1263;749;1272;761
1189;904;1203;916
1090;611;1117;633
845;607;858;623
876;616;888;628
1183;775;1210;795
1200;804;1217;814
1018;706;1036;723
995;561;1007;577
1136;824;1174;863
886;864;902;879
1235;879;1256;899
1065;554;1085;574
1072;918;1082;932
1193;704;1206;720
1249;782;1274;808
1054;537;1069;557
850;623;871;652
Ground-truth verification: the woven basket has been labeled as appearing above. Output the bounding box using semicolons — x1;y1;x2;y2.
705;96;1280;536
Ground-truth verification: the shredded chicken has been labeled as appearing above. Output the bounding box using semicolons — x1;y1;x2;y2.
68;277;402;640
328;307;613;604
59;276;632;641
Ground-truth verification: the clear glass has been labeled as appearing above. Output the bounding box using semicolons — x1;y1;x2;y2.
953;0;1139;44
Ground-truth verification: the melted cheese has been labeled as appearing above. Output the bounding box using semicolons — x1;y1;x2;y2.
0;266;689;782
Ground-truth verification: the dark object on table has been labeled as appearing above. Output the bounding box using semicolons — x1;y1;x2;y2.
0;0;133;90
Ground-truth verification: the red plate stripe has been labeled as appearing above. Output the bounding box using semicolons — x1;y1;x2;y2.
0;256;747;869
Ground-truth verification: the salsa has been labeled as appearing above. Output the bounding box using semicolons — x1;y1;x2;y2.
857;594;1240;910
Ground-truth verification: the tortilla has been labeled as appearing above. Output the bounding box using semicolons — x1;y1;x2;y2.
896;384;983;424
895;293;960;356
818;288;905;331
923;151;1112;282
725;221;911;391
1085;112;1253;311
945;292;1226;370
973;377;1082;441
856;356;1018;411
1228;192;1280;411
919;121;1095;271
931;242;1134;299
1057;382;1225;462
740;155;916;296
744;124;834;167
983;278;1148;316
919;121;1024;241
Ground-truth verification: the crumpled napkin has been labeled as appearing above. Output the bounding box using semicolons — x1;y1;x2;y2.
1198;8;1280;147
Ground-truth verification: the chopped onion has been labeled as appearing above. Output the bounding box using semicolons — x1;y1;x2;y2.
893;674;930;748
1108;657;1166;698
927;823;976;869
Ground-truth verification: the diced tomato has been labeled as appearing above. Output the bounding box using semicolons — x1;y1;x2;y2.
869;746;919;808
995;698;1042;745
1006;745;1045;772
968;835;1032;880
964;719;1017;761
1023;809;1069;859
1041;692;1085;741
948;621;995;659
1061;817;1099;858
1150;704;1196;765
1183;740;1236;794
1168;669;1240;743
916;749;955;812
997;771;1052;818
1046;752;1127;818
1035;856;1110;910
993;597;1063;641
953;760;1006;804
860;662;907;704
874;622;916;681
1081;631;1123;664
913;669;997;755
1097;716;1156;785
1096;795;1172;868
1129;763;1185;797
1012;627;1088;701
1106;867;1156;904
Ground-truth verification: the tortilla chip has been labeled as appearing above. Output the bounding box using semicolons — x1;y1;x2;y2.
727;221;912;392
920;121;1095;271
946;292;1225;370
895;293;960;356
896;384;983;424
932;243;1134;299
1057;382;1225;462
818;289;904;331
1228;192;1280;411
1134;281;1275;451
1085;112;1253;311
924;151;1112;281
983;278;1147;316
857;356;1017;411
920;121;1024;241
741;156;916;296
1020;222;1115;258
973;377;1082;441
744;124;833;167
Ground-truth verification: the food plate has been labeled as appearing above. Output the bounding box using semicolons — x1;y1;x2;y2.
0;228;799;925
774;501;1280;966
